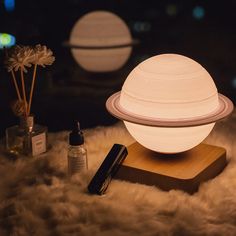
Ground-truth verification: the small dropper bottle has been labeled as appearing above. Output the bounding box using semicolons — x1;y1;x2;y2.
68;121;88;177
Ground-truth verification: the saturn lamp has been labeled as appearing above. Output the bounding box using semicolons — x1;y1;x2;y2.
106;54;233;153
69;11;134;72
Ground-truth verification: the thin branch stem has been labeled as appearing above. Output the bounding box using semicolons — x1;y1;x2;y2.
3;47;22;101
11;70;22;101
27;64;37;116
20;67;28;117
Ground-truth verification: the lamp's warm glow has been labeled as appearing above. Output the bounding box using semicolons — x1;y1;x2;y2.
120;54;218;153
106;54;234;154
124;121;215;153
120;54;219;119
69;11;132;72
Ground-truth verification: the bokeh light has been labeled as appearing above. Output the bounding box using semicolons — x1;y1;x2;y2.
166;4;178;17
133;21;151;33
193;6;205;20
231;77;236;88
4;0;15;12
0;33;16;48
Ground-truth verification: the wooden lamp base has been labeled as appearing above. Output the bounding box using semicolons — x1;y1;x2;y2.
115;142;227;193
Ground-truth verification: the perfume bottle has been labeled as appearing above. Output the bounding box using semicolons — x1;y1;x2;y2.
5;115;48;156
68;121;88;177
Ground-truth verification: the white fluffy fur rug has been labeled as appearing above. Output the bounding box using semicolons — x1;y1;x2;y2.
0;110;236;236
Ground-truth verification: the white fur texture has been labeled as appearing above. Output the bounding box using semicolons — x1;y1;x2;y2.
0;111;236;236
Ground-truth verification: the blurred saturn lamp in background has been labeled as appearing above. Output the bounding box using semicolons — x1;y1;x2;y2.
64;10;137;72
106;54;234;193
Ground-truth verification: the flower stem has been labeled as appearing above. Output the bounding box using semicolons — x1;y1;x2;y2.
11;70;22;101
27;64;37;116
20;67;28;117
3;47;22;101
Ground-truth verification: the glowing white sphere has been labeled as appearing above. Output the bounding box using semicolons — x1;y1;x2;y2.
120;54;219;153
124;122;215;153
69;11;132;72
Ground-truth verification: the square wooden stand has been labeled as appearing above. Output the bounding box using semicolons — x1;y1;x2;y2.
115;142;227;193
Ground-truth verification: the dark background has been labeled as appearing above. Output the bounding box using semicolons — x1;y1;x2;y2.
0;0;235;136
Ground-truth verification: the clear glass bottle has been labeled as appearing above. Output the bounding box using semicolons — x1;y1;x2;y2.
5;115;48;156
68;122;88;177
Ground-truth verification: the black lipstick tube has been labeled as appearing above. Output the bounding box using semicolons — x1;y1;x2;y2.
88;144;128;195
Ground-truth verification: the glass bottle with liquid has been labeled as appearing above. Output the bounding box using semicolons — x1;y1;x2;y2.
5;115;47;156
68;121;88;177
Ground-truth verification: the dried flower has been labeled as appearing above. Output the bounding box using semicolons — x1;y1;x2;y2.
5;44;55;117
33;44;55;67
11;100;26;117
5;45;35;73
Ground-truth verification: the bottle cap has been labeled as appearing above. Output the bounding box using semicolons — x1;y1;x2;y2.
69;121;84;146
